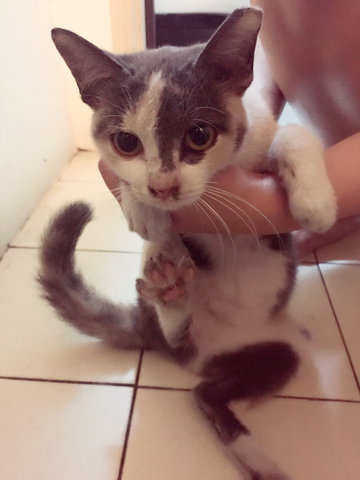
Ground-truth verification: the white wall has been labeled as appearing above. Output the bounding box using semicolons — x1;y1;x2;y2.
50;0;114;150
51;0;145;150
0;0;77;257
155;0;250;13
0;0;145;257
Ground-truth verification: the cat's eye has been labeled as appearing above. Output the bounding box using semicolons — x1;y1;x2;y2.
111;131;142;157
185;125;216;151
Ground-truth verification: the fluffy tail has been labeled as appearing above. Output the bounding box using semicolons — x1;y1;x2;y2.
38;202;166;351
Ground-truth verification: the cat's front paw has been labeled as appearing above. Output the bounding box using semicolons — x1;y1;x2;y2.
136;252;194;306
288;181;337;233
270;124;337;233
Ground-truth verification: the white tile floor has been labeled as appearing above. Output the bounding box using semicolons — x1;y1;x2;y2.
1;150;360;480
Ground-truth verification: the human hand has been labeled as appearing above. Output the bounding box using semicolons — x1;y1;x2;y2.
98;158;298;236
98;158;122;202
98;158;172;241
172;166;299;235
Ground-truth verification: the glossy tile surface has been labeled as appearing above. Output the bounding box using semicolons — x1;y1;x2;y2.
319;263;360;384
11;180;143;253
316;227;360;264
2;152;360;479
0;379;132;480
140;266;360;400
0;247;141;383
123;390;360;480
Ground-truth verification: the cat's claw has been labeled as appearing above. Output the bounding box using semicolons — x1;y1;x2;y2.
136;252;194;305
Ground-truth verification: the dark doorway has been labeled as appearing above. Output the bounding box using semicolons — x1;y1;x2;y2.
144;0;227;48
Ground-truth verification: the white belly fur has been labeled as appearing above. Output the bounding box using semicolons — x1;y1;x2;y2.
186;235;299;371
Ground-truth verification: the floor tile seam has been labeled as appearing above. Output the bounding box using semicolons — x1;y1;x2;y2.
117;350;144;480
315;254;360;393
2;375;358;404
128;384;360;403
0;375;134;388
275;394;360;404
316;260;360;267
6;245;142;255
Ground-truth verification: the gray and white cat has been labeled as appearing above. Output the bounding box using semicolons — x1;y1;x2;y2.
39;9;337;480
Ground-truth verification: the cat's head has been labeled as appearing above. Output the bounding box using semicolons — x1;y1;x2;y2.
52;8;262;211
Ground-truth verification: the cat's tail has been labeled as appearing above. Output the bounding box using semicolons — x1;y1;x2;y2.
37;202;167;351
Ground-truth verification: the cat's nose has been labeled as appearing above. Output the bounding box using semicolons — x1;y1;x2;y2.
148;185;179;200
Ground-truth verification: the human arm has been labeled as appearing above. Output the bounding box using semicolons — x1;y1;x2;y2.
172;132;360;234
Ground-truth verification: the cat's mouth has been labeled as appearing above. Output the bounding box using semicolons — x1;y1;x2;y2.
133;185;201;212
146;194;196;212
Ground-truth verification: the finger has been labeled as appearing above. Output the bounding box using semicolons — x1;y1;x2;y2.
98;159;122;200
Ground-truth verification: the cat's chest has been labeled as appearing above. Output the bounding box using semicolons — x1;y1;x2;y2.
190;234;290;308
187;235;292;357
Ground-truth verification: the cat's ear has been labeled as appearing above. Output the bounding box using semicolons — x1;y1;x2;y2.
51;28;130;109
195;8;262;93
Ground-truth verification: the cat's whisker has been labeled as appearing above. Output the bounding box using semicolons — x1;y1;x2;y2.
195;199;225;260
113;84;132;109
203;190;261;249
207;185;286;252
193;118;217;130
204;187;259;237
100;114;126;120
184;85;202;117
80;93;127;113
198;197;236;255
193;106;227;116
203;191;263;257
203;194;240;260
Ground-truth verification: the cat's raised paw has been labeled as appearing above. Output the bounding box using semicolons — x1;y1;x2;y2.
136;253;194;305
288;184;337;233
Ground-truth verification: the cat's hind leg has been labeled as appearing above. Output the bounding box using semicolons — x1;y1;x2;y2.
269;124;337;233
194;341;299;479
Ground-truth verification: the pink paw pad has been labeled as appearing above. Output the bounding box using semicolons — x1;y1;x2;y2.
137;253;194;304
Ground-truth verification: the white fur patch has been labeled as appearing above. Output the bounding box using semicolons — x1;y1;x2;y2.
96;71;166;202
187;236;293;368
229;435;290;480
269;124;337;232
237;87;278;171
122;71;164;163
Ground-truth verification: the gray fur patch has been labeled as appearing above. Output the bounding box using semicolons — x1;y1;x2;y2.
264;233;297;314
181;235;213;270
38;202;168;352
170;318;197;363
234;124;246;151
195;341;299;443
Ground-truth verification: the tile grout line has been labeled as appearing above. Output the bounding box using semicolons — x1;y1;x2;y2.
0;374;190;393
318;261;360;267
315;252;360;394
275;394;360;404
0;375;134;388
117;350;144;480
138;384;191;393
7;245;142;255
1;375;359;403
